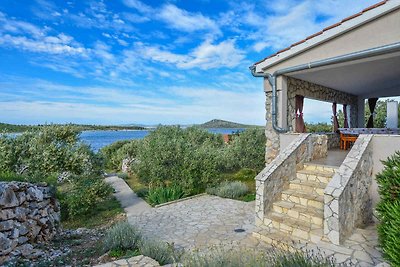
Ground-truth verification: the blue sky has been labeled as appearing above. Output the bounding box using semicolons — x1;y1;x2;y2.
0;0;380;125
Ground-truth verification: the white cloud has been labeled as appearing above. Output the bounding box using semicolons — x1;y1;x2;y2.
158;4;219;34
0;12;88;56
137;39;245;70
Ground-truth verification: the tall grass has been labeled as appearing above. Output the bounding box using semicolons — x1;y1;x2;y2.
206;181;249;199
146;185;185;206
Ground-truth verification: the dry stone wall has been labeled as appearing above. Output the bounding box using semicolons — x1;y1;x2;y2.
0;182;60;264
324;134;374;245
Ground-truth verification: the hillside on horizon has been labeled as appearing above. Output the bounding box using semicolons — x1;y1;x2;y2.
199;119;261;129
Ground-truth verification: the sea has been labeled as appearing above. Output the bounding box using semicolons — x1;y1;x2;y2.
80;128;244;151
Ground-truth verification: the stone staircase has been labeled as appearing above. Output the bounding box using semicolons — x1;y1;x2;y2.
253;163;338;246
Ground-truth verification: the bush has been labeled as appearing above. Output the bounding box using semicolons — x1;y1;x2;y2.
100;140;130;170
182;247;335;267
0;125;101;178
226;128;266;172
146;185;185;206
206;181;249;199
134;126;225;194
101;140;141;172
104;221;141;252
139;239;181;265
0;171;58;185
305;123;333;133
135;188;149;198
61;176;113;218
376;151;400;266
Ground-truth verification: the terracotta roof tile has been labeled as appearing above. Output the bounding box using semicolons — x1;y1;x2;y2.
306;31;323;40
253;0;390;66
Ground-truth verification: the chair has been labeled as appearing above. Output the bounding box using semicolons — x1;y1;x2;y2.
340;132;358;150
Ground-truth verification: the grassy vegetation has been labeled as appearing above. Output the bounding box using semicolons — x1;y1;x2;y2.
61;197;124;229
0;122;144;133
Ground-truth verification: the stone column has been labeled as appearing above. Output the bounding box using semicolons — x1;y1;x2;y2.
265;91;280;164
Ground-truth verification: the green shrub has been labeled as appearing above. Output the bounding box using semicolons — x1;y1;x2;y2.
104;221;141;252
233;168;257;181
139;239;181;265
182;247;335;267
135;188;149;198
0;171;58;185
206;181;249;199
305;123;333;133
376;152;400;266
100;140;130;170
134;126;225;194
226;128;266;172
0;125;101;178
62;176;113;218
146;185;185;206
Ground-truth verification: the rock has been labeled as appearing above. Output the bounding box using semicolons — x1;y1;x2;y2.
17;236;29;244
14;207;27;221
0;220;14;231
9;229;19;239
17;244;34;256
0;232;12;256
27;187;43;202
0;184;19;208
0;209;15;220
16;223;29;236
17;192;26;204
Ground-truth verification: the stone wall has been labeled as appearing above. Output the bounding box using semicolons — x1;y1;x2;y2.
286;77;358;132
0;182;60;264
265;91;281;164
326;133;340;149
256;134;327;226
324;135;374;245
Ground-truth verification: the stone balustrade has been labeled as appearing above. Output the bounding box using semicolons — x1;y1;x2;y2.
0;182;60;264
324;134;374;245
255;134;328;226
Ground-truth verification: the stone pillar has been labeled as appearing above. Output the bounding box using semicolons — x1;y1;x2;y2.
357;96;365;128
265;91;280;164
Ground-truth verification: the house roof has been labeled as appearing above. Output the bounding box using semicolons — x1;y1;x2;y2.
253;0;400;70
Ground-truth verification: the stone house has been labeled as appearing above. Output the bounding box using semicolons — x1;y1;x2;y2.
249;0;400;247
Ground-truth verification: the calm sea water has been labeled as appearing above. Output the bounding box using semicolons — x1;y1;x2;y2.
80;128;244;151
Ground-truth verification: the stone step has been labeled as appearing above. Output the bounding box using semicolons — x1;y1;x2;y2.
252;228;300;250
303;163;338;174
281;189;324;209
264;212;323;242
289;179;327;196
296;169;334;184
272;200;324;226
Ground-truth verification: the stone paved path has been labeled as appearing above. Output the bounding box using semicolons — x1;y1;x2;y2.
105;176;151;216
128;195;262;250
106;177;388;266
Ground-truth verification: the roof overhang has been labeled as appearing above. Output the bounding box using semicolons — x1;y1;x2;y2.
254;0;400;73
287;50;400;98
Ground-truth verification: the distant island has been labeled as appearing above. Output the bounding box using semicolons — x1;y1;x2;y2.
0;123;144;133
198;119;261;129
0;119;261;133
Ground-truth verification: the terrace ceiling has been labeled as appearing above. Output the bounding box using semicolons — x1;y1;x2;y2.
287;51;400;99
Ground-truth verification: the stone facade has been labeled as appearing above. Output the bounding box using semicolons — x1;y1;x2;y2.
265;91;281;164
264;77;356;163
286;77;358;132
326;133;340;149
324;134;374;245
0;182;60;264
256;134;328;226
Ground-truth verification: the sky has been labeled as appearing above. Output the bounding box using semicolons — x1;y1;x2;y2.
0;0;382;126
